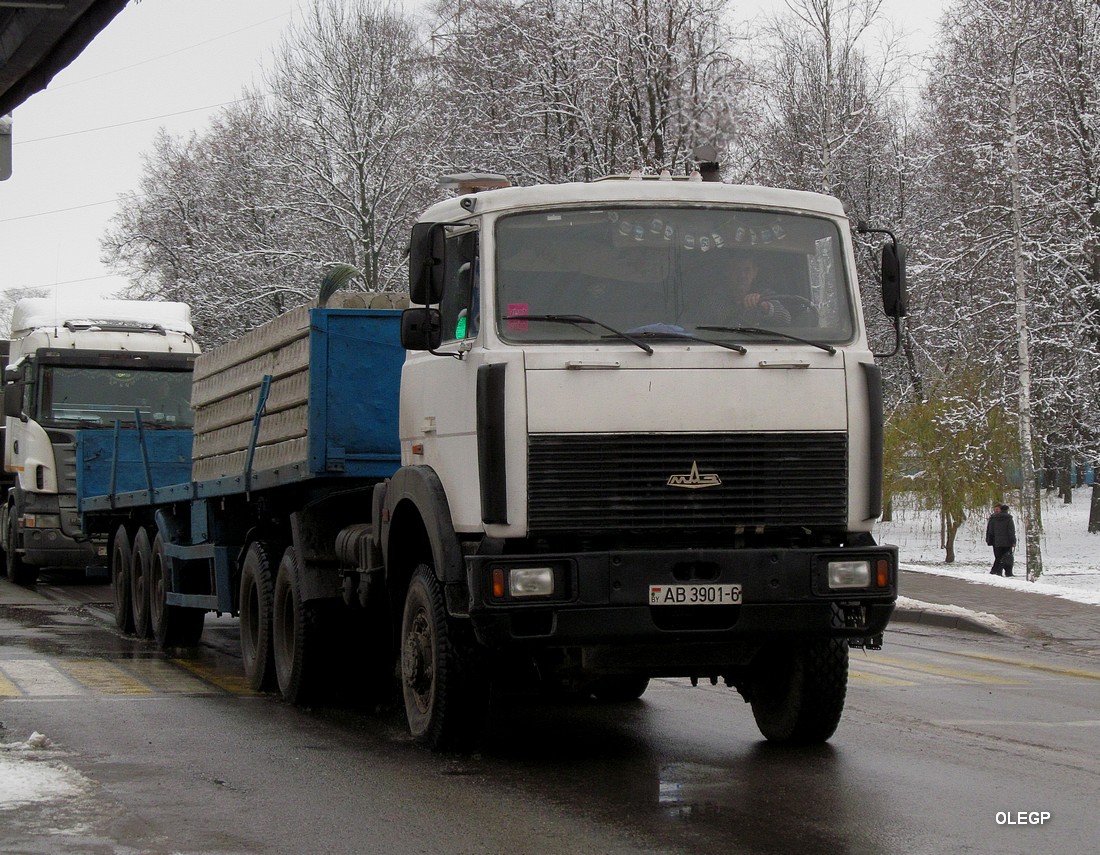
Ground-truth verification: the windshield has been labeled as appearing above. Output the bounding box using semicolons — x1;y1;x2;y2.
36;367;193;428
494;206;854;345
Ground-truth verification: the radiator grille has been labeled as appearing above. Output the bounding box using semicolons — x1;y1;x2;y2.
527;432;847;532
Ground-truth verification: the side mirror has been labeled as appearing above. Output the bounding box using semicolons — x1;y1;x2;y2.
881;242;908;319
4;377;22;419
409;223;445;305
400;307;443;351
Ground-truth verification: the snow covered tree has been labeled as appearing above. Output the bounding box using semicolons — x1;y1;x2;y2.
428;0;747;179
102;0;441;345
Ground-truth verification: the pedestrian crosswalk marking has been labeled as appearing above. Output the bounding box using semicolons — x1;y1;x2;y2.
171;658;255;695
0;670;20;697
57;659;153;695
123;658;219;694
849;669;918;687
0;657;248;698
948;650;1100;682
0;660;89;697
869;653;1026;685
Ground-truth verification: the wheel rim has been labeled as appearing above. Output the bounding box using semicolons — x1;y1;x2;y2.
403;607;434;715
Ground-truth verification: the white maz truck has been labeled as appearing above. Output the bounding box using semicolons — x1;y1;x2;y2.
65;173;906;751
2;298;199;584
394;175;905;746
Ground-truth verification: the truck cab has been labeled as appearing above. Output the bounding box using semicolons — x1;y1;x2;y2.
2;298;199;584
386;175;904;746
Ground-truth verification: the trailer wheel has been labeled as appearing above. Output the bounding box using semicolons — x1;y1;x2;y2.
272;546;321;705
110;525;135;633
590;675;650;702
749;639;849;745
150;533;204;649
5;506;37;586
130;528;154;639
240;541;277;691
400;565;484;751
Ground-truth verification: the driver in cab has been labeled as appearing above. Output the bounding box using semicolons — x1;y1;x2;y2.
727;252;791;326
681;251;791;329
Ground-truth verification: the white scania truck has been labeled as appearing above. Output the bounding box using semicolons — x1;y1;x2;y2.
2;298;200;584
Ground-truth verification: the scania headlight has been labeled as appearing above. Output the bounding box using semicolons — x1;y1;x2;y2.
827;560;871;589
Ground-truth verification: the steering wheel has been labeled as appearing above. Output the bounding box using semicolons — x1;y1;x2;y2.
770;294;818;326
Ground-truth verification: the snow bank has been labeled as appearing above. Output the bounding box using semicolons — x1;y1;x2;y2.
0;731;88;809
878;489;1100;607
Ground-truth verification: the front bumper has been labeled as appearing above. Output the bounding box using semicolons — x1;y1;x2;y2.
465;545;897;659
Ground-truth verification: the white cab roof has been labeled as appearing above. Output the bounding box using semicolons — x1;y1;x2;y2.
419;180;848;224
10;298;194;337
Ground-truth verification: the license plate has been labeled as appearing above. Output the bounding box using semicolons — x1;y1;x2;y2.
649;584;742;606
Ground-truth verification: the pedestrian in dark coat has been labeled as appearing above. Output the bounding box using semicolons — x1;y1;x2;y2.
986;503;1017;577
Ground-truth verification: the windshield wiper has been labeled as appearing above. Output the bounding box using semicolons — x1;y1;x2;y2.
697;325;837;355
626;326;747;354
513;314;654;354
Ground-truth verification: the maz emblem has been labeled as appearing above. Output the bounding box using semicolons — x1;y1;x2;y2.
667;461;722;489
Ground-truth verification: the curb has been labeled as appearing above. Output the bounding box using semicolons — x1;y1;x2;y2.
890;604;1004;636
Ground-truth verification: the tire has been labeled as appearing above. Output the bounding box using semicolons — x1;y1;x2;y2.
130;528;153;639
749;638;849;745
5;505;37;586
272;546;322;705
150;533;204;648
590;675;650;702
111;525;135;633
400;565;485;751
239;541;277;692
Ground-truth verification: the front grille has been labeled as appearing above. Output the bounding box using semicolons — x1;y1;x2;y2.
527;432;847;532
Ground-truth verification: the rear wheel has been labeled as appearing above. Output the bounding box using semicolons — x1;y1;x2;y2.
150;533;204;648
272;546;321;705
400;565;485;751
110;525;134;633
130;528;153;639
749;639;849;745
239;541;277;691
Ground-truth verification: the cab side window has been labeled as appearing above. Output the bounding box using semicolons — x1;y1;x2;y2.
438;229;479;343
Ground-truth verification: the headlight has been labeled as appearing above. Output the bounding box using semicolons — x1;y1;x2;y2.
827;560;871;589
508;566;555;597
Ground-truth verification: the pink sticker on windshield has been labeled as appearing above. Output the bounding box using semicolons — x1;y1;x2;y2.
507;303;529;332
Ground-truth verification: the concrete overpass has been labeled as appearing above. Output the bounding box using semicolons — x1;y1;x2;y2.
1;0;128;178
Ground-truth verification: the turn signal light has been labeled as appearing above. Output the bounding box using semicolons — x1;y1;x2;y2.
876;559;890;588
492;568;506;598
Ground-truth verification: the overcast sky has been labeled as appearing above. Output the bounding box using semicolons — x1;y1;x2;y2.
0;0;945;303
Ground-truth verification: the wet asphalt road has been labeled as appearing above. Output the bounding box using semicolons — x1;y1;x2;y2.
1;576;1098;855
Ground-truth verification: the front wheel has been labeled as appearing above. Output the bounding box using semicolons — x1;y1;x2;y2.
748;639;849;745
400;565;485;751
590;675;650;702
5;506;36;586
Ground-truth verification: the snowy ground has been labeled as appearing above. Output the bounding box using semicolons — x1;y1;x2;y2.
878;487;1100;606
